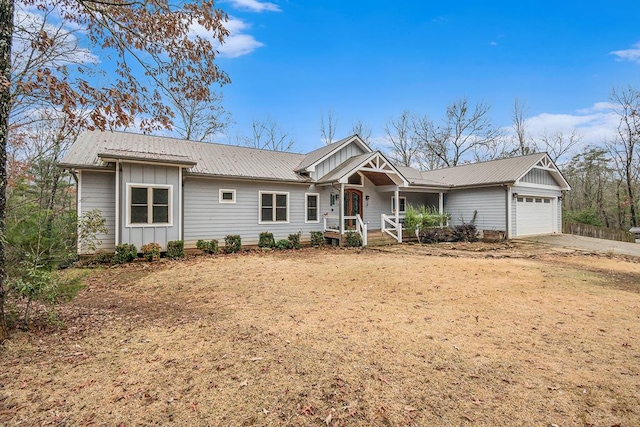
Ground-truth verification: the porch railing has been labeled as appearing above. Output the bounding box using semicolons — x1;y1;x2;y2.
381;214;402;243
323;215;368;246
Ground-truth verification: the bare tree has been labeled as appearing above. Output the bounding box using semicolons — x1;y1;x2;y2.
417;98;501;167
538;129;582;164
168;91;230;142
385;111;420;167
242;117;294;152
351;119;371;143
606;86;640;228
512;98;534;156
320;109;338;145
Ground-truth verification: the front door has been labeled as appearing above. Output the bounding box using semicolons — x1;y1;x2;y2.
344;189;363;228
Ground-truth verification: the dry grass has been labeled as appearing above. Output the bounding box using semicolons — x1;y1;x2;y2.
1;243;640;426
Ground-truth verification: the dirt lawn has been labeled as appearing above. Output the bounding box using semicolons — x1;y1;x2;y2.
2;243;640;426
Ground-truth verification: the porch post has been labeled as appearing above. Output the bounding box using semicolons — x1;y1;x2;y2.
339;183;345;236
439;192;444;227
394;187;400;224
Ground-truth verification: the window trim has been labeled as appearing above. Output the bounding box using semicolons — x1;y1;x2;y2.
126;183;173;227
305;192;320;223
258;191;290;224
391;196;407;214
219;189;236;204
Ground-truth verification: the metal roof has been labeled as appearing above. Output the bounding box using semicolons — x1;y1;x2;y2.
60;130;309;182
419;153;551;188
98;148;196;166
316;152;375;183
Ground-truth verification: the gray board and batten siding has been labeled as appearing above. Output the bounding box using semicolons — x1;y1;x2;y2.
119;163;182;250
78;170;116;253
312;143;367;181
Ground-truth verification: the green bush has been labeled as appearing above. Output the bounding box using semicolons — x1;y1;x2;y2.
274;239;292;250
166;240;184;259
114;243;137;264
224;235;242;253
564;209;603;226
196;239;219;254
258;232;275;248
310;231;324;247
90;251;114;264
288;232;301;249
344;231;363;247
404;204;450;238
141;242;161;261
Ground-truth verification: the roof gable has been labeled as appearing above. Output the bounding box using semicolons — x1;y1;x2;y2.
318;151;409;186
296;135;372;172
418;153;570;189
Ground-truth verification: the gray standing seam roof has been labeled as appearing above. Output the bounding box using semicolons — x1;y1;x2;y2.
418;153;548;187
60;131;310;182
295;135;363;171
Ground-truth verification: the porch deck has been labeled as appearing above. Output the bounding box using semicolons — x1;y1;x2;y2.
324;229;405;247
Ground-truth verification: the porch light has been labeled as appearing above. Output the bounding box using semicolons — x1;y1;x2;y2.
512;192;518;199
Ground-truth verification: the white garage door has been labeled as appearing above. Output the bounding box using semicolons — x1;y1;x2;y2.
516;197;554;236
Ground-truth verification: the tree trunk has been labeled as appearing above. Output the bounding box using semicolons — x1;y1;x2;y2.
0;0;14;343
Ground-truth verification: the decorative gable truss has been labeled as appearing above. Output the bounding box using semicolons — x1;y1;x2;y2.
515;154;571;190
340;152;408;187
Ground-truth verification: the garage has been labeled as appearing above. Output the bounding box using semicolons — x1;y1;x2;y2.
516;196;555;236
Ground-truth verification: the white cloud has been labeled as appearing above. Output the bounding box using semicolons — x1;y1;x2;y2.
190;17;264;58
524;103;619;147
610;42;640;64
226;0;281;12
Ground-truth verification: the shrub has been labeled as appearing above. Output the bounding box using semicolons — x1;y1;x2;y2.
166;240;184;259
452;223;478;242
258;232;275;248
274;239;292;250
141;242;161;261
196;239;219;254
288;232;301;249
310;231;324;247
344;231;363;247
564;209;603;226
404;204;451;239
224;235;242;253
90;251;114;264
114;243;137;264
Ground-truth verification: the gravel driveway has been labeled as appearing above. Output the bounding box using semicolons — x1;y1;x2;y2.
521;233;640;257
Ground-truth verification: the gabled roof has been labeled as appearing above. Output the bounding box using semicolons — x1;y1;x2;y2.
418;153;570;189
317;151;409;186
295;134;371;172
60;131;310;182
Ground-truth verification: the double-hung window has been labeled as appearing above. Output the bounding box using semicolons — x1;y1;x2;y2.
305;193;319;223
260;192;289;223
128;184;172;226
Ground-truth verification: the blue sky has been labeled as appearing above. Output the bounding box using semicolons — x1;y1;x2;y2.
213;0;640;155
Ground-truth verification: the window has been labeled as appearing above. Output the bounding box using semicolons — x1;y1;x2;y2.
305;193;319;223
544;199;551;204
259;192;289;223
219;189;236;204
526;197;534;203
391;196;407;213
127;184;172;226
517;197;524;202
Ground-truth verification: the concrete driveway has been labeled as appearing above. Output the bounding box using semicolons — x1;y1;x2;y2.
520;233;640;257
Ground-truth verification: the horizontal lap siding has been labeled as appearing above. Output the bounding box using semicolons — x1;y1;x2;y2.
183;179;325;248
80;171;116;253
445;187;507;231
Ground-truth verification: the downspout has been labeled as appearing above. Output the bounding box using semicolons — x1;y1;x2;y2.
339;183;345;238
115;159;120;246
504;184;512;239
77;170;82;255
